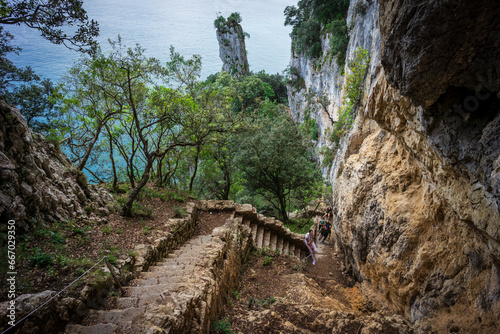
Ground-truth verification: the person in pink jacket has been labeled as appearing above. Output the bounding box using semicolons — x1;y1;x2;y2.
305;229;317;265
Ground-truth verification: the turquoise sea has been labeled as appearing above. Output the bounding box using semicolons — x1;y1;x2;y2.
6;0;295;83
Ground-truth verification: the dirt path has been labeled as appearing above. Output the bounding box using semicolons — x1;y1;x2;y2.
214;217;414;334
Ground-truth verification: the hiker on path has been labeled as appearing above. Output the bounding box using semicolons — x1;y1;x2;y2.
319;220;331;243
305;229;317;265
323;207;332;220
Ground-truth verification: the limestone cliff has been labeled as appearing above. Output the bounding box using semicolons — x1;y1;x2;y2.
0;100;114;231
288;0;500;332
215;14;249;77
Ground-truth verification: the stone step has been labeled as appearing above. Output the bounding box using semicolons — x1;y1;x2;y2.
148;263;196;273
188;235;212;244
168;248;206;261
255;225;264;248
84;307;146;325
111;291;181;310
139;269;189;279
65;323;116;334
171;244;207;252
66;321;164;334
131;275;190;287
126;283;185;297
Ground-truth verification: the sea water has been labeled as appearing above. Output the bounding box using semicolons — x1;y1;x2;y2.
6;0;295;83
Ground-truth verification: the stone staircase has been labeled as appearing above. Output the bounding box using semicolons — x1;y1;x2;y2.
65;235;219;333
62;201;311;334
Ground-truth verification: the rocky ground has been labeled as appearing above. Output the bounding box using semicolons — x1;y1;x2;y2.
2;190;414;333
213;227;413;334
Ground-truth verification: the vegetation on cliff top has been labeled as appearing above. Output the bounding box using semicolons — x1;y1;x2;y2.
214;12;250;40
285;0;350;67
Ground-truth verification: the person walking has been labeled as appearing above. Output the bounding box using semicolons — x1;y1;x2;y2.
323;207;332;220
319;220;331;243
305;229;317;265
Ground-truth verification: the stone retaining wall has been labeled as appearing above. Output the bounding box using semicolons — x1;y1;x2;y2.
0;200;309;333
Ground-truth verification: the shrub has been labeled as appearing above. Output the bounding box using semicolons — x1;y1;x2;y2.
50;232;65;244
328;47;369;150
132;202;153;217
29;249;54;268
327;19;350;68
262;255;274;266
231;290;241;299
142;226;152;235
211;317;233;334
173;206;187;218
44;134;61;152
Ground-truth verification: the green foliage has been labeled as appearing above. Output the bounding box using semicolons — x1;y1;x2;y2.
262;256;274;266
287;218;314;234
0;0;98;96
326;19;350;68
298;109;319;141
37;229;66;245
214;12;248;39
132;202;154;217
43;133;61;153
3;78;59;134
231;290;241;299
285;0;349;63
211;317;233;334
326;47;369;164
254;71;288;104
142;226;153;235
50;232;65;245
29;248;54;268
228;12;242;24
173;206;187;218
106;255;118;266
235;113;321;223
0;0;99;55
213;16;226;30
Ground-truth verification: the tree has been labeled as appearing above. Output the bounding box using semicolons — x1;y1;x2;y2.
0;0;99;54
0;0;99;133
235;114;320;223
3;78;58;133
56;50;126;171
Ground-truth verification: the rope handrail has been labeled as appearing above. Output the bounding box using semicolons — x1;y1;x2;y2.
1;256;109;334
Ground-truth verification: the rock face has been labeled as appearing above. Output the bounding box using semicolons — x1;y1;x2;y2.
288;0;500;332
216;18;249;77
0;100;114;231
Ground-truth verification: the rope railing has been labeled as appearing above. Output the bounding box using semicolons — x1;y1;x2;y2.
1;256;109;334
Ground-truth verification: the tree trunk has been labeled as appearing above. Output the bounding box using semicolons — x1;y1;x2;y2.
106;126;118;192
121;157;153;217
221;167;231;200
277;191;288;224
77;124;103;171
189;144;201;192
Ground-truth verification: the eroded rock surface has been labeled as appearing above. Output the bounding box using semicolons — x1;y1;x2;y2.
0;100;114;230
215;18;249;77
289;0;500;332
